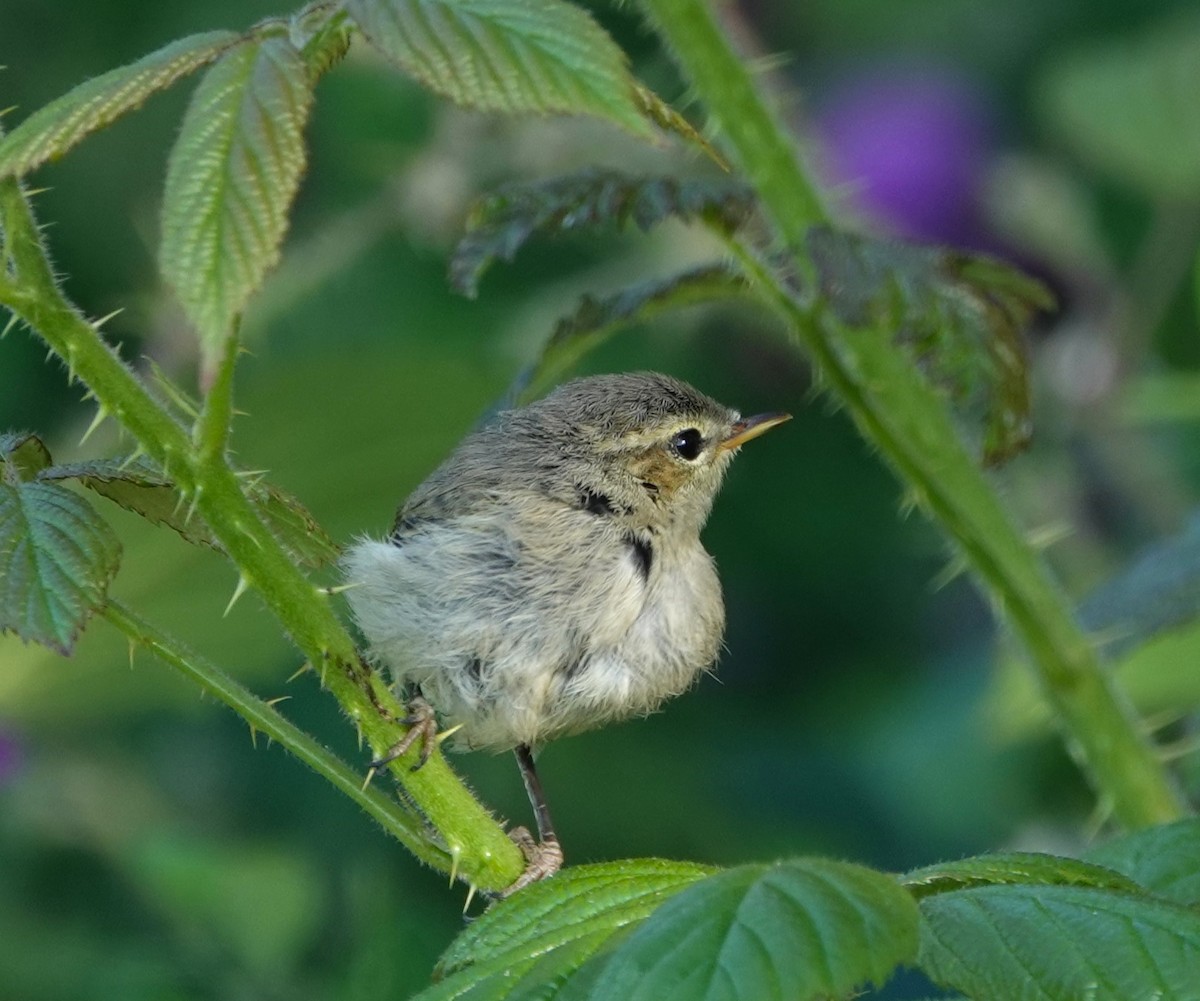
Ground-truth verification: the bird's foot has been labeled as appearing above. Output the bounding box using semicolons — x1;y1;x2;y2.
500;826;564;897
371;695;438;772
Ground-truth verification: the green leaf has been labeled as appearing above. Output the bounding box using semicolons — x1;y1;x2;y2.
562;859;918;1001
509;263;751;406
918;884;1200;1000
0;31;241;179
345;0;655;138
252;481;341;568
806;227;1053;466
1086;819;1200;906
159;36;315;378
0;479;121;653
902;852;1141;899
414;860;710;1000
450;170;756;296
1077;511;1200;660
0;431;53;480
39;456;213;549
38;457;338;568
1039;15;1200;199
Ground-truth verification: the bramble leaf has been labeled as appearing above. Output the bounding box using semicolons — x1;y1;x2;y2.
252;481;341;568
1086;818;1200;906
0;478;121;653
346;0;655;139
807;227;1053;466
902;851;1140;899
561;859;918;1001
0;31;241;179
39;458;338;568
918;884;1200;1000
450;170;757;296
415;860;710;1000
0;431;53;480
39;456;212;548
509;263;750;406
1077;511;1200;660
159;36;315;380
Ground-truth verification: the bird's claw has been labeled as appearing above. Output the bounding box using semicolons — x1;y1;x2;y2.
371;695;438;772
499;825;564;897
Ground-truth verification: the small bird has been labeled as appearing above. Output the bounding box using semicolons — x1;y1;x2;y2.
343;372;789;893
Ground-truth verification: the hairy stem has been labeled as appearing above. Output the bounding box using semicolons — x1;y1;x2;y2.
103;600;452;869
0;175;524;889
641;0;1187;827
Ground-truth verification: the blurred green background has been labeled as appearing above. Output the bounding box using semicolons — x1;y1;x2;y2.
3;0;1200;997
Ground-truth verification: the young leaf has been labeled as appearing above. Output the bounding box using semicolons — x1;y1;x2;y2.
508;263;750;406
345;0;655;138
918;884;1200;1000
0;479;121;653
159;36;315;379
902;852;1141;899
416;860;710;1000
450;170;757;296
1086;818;1200;906
562;859;919;1001
806;227;1053;466
0;31;241;180
0;431;53;480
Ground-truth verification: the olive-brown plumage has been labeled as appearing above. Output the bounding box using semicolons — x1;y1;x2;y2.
342;372;788;891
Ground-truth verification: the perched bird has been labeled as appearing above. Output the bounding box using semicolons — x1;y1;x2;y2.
343;372;789;892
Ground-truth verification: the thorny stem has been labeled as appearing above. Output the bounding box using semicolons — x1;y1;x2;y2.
0;174;524;890
639;0;1187;827
103;599;452;870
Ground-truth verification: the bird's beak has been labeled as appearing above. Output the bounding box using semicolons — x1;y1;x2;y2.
718;411;792;452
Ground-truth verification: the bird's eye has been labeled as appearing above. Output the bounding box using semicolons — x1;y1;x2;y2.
670;428;704;461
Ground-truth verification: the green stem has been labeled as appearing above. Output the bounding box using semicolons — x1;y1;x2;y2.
0;175;524;889
103;599;452;870
642;0;1187;827
195;325;238;463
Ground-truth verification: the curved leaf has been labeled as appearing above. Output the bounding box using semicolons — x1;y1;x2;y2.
1078;510;1200;660
563;859;918;1001
918;884;1200;1000
159;36;315;377
507;263;751;406
902;852;1140;899
38;457;338;568
415;860;711;1000
806;227;1052;466
0;479;121;653
451;170;757;296
0;31;241;179
40;456;212;548
0;431;52;480
1086;819;1200;906
346;0;654;137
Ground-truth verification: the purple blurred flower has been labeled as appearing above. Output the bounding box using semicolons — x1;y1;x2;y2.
816;65;996;248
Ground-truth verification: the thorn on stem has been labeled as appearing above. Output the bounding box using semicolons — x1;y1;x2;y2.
79;405;108;446
224;574;250;617
360;765;377;793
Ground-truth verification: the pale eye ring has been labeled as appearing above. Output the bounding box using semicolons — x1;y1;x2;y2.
671;428;704;461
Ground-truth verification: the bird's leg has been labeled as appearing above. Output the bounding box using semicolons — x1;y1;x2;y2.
371;692;438;772
501;743;565;896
